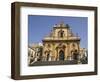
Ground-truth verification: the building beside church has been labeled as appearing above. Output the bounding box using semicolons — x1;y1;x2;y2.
28;22;87;65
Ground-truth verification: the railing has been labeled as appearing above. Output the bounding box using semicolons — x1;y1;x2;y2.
43;36;80;40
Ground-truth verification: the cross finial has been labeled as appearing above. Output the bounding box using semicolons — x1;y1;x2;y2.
59;21;65;27
61;21;64;24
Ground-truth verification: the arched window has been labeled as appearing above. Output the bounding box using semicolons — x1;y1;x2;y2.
60;31;63;37
58;30;64;38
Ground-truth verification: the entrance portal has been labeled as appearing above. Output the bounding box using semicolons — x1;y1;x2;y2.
47;54;50;61
59;50;65;61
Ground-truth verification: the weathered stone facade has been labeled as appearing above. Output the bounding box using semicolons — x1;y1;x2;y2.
42;22;80;61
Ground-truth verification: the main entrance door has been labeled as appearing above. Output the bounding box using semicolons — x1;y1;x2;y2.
47;54;50;61
59;50;65;61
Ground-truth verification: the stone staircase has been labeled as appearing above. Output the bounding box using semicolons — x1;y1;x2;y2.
29;60;78;66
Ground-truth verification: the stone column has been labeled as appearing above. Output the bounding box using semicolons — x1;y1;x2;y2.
69;43;71;60
64;46;67;60
57;49;60;61
52;43;56;61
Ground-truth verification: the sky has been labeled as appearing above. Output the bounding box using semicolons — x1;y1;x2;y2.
28;15;88;49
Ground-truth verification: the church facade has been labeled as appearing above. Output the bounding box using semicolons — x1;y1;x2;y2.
42;22;80;61
28;22;87;65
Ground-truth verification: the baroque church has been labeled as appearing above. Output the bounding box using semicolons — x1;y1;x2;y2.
28;22;87;65
42;22;80;61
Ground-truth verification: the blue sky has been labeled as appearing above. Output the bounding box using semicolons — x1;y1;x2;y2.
28;15;88;49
